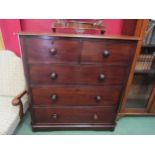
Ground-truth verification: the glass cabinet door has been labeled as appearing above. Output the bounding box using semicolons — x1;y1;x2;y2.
126;46;155;109
126;74;155;109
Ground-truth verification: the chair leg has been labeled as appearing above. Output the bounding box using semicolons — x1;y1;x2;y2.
19;100;24;120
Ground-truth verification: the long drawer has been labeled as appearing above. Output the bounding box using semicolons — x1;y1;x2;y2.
21;36;136;65
29;64;128;85
32;106;117;124
31;85;122;106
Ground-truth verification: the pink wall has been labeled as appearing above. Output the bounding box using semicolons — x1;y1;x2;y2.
20;19;55;32
103;19;123;35
0;19;21;56
0;19;124;56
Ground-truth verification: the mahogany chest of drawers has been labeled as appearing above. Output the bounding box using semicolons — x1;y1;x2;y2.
19;33;138;131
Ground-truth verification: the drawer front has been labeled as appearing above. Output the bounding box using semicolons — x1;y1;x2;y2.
32;107;117;124
29;64;128;85
81;39;136;65
22;37;81;63
32;86;122;106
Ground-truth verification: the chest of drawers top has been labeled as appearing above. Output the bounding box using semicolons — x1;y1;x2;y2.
19;33;138;131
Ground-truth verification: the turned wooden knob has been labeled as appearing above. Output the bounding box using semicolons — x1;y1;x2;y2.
93;114;98;120
50;72;57;79
50;94;58;101
102;50;110;58
51;113;58;120
96;96;102;102
99;74;105;81
49;48;57;55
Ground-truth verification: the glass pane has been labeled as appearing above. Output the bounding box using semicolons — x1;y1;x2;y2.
126;74;154;108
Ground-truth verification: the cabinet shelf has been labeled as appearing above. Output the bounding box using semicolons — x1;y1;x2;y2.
142;44;155;48
135;70;155;75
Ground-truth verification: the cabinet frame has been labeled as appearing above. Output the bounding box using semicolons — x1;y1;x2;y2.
118;19;155;117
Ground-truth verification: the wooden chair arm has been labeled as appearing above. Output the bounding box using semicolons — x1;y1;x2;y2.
12;90;28;105
12;90;28;119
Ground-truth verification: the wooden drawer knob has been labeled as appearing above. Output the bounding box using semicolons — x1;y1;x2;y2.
51;113;58;120
93;114;98;120
96;95;102;102
50;94;58;101
50;72;57;79
98;74;105;81
50;48;57;55
102;50;110;58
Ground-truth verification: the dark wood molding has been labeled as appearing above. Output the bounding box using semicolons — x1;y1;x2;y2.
32;124;115;131
17;32;140;41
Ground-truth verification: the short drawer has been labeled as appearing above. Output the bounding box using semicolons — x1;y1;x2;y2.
81;39;136;65
29;64;128;85
32;106;117;124
21;37;81;64
31;86;122;106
